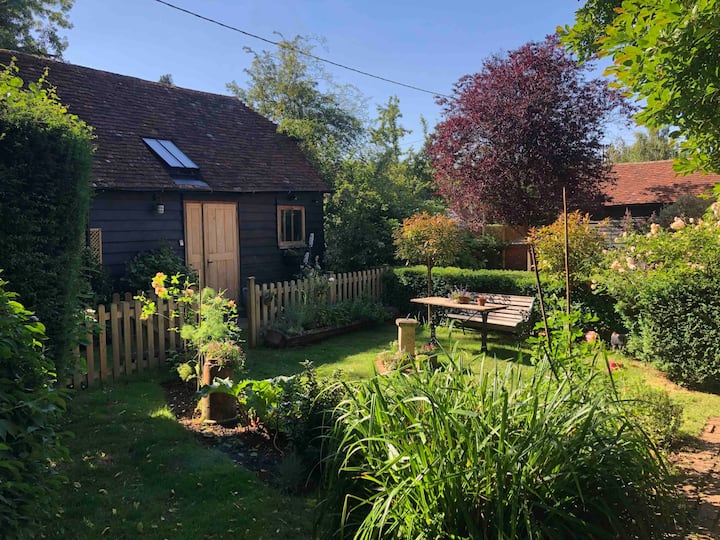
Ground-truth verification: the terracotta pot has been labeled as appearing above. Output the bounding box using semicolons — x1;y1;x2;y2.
476;296;487;306
455;296;471;304
200;362;237;423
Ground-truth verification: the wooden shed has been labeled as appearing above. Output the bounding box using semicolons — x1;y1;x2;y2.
1;49;329;302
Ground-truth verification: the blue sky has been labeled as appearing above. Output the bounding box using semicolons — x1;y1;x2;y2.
61;0;634;149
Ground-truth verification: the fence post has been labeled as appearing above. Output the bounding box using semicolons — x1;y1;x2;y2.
247;277;258;347
328;273;337;304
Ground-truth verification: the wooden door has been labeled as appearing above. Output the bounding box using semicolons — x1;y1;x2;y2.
184;202;240;301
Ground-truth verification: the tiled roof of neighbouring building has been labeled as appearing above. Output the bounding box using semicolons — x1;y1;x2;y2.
0;49;328;193
606;160;719;207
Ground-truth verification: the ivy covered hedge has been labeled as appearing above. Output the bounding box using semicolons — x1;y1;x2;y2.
0;61;93;373
0;278;68;538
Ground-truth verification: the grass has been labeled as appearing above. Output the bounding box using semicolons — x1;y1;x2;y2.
244;321;533;381
48;373;314;539
47;321;719;538
611;355;720;437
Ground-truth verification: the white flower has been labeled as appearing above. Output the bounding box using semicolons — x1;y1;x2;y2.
670;217;686;230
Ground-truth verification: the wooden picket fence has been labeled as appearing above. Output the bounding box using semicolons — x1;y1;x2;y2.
246;266;389;347
70;292;185;388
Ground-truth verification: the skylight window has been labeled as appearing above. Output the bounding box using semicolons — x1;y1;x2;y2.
143;138;198;169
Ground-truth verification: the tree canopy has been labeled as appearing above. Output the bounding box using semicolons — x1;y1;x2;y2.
562;0;720;174
230;36;440;272
0;0;74;57
606;127;679;163
428;35;627;227
227;35;365;183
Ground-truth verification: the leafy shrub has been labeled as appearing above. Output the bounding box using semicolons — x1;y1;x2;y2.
527;211;608;284
596;198;720;388
624;386;683;447
267;296;388;336
0;62;93;373
0;277;68;539
453;229;506;269
274;361;347;493
122;244;196;294
654;194;712;229
319;339;678;538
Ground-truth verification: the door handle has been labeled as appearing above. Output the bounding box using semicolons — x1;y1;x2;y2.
206;259;213;264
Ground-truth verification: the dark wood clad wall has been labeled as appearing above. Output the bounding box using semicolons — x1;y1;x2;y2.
89;190;326;287
89;191;184;276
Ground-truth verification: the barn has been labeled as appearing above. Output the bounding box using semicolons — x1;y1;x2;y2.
0;49;329;303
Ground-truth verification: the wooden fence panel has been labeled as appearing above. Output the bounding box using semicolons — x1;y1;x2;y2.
244;266;390;347
71;295;188;388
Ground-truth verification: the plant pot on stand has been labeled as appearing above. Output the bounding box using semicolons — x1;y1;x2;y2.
199;361;237;423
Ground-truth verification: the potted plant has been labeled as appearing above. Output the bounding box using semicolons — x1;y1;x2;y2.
475;295;488;306
449;287;472;304
137;273;245;423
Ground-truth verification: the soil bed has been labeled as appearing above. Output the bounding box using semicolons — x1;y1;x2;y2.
162;379;285;482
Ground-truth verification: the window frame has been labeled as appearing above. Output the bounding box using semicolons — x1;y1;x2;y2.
277;205;306;249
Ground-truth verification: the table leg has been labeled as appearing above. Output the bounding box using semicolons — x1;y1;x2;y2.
481;312;489;352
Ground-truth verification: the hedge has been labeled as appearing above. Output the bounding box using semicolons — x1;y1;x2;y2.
629;274;720;390
0;61;94;373
382;266;621;337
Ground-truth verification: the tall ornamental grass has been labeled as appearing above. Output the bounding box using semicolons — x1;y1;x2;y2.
319;351;677;539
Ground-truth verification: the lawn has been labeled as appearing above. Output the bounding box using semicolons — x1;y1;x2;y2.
48;376;315;539
45;321;718;538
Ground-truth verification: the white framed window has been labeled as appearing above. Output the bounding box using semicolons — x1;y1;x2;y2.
277;205;305;248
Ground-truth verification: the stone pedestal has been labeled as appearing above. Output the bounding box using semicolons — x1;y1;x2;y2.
396;318;419;356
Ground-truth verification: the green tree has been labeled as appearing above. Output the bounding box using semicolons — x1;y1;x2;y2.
158;73;174;85
324;99;441;271
0;0;74;57
562;0;720;174
227;35;365;182
606;127;679;163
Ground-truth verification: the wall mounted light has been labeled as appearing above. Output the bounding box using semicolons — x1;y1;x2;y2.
155;203;165;215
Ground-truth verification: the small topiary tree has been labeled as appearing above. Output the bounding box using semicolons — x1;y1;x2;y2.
0;276;68;539
0;60;93;374
394;213;462;322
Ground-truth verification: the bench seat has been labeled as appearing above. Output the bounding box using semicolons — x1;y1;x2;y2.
446;293;535;335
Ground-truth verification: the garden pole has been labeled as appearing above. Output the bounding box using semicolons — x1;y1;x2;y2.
563;187;571;351
529;244;551;351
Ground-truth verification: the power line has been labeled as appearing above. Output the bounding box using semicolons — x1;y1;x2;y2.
153;0;451;99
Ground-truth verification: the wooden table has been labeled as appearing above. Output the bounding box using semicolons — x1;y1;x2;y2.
410;297;507;352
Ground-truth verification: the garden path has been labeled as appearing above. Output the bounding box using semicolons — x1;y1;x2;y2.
675;417;720;538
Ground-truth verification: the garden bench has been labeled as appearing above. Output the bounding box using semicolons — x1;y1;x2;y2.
446;294;536;336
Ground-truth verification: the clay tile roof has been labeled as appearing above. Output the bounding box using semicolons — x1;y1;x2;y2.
606;160;719;206
0;49;328;193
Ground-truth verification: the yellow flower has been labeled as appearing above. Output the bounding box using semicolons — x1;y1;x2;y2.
227;300;236;308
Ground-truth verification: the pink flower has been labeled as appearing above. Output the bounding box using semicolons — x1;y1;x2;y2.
608;360;623;371
585;331;598;343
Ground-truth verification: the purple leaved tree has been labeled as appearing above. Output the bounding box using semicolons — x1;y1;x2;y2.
429;35;630;227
